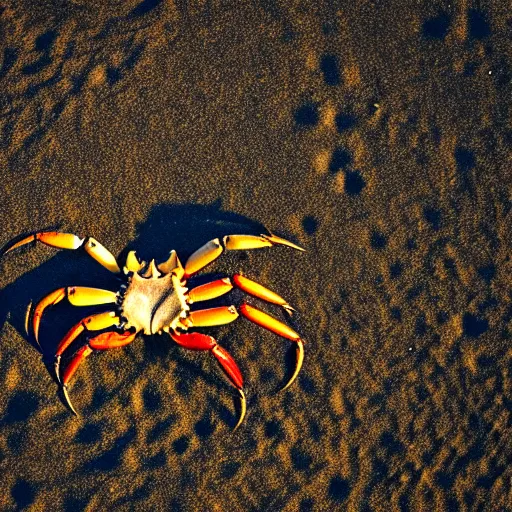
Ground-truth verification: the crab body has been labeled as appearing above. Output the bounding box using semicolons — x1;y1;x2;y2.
119;262;187;335
1;229;305;429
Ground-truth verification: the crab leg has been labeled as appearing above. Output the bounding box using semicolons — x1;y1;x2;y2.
62;345;92;415
233;274;295;314
1;231;120;273
2;232;82;254
170;331;246;429
32;288;66;344
187;274;295;314
33;286;117;343
187;278;234;303
240;303;304;390
54;311;120;382
225;234;305;252
62;330;137;415
180;306;239;328
183;233;304;277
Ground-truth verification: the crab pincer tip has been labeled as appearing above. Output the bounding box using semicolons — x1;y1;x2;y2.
54;355;61;384
282;304;296;317
281;339;304;392
24;301;32;336
233;389;246;431
63;385;78;416
25;301;42;350
265;233;306;252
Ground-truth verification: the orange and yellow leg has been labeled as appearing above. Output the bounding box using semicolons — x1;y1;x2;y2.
240;303;304;391
184;233;304;277
32;286;117;344
187;274;294;315
54;311;120;383
1;231;120;273
179;305;240;329
170;331;246;430
187;277;234;303
61;329;137;415
179;302;304;391
233;274;295;315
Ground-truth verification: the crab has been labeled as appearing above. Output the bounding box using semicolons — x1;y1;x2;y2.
2;229;305;429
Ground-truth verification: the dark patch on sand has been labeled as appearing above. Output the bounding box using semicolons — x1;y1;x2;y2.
320;54;341;86
75;423;103;444
195;415;216;438
302;215;318;235
422;12;451;40
294;103;319;128
328;476;350;503
344;170;366;196
129;0;163;19
11;479;36;510
0;47;18;79
335;112;357;133
463;313;489;338
477;264;496;283
3;391;39;423
468;9;491;40
423;207;442;231
85;427;137;472
370;231;387;250
173;436;190;455
329;146;352;174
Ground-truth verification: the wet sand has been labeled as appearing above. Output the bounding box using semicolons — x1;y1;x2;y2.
0;1;510;510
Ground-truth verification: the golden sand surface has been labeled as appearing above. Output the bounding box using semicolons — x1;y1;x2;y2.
0;1;510;510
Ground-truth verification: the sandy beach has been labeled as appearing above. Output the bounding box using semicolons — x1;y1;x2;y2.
0;1;510;510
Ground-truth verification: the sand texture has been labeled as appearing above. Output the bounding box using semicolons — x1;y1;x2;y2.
0;1;511;510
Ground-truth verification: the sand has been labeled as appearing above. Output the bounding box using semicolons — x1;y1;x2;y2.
0;1;510;510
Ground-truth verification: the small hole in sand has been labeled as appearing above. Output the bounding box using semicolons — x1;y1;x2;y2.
468;9;491;40
294;103;319;128
422;12;451;40
320;54;341;86
344;170;366;196
370;231;387;250
302;216;318;235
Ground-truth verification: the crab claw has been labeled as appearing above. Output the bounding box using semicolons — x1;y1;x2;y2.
233;274;295;314
62;385;78;416
240;303;301;341
33;288;66;344
170;332;246;430
262;233;305;252
183;232;305;278
234;389;246;431
54;311;119;383
240;303;304;391
60;344;93;415
211;344;246;430
0;231;83;257
59;330;136;414
55;355;62;384
282;339;304;391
